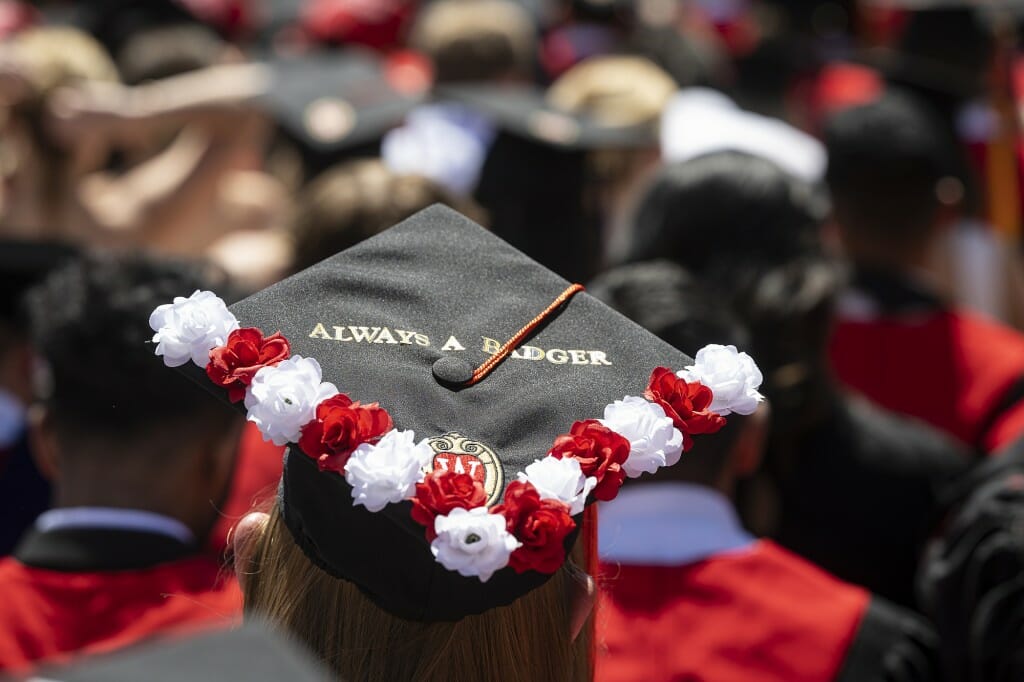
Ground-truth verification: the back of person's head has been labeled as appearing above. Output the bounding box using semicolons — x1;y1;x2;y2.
548;55;676;129
115;22;226;85
242;504;589;682
626;151;825;274
27;252;240;458
730;255;843;435
290;160;482;273
410;0;536;84
824;91;959;259
588;260;755;488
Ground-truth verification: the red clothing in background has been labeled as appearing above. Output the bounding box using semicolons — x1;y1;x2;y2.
0;529;241;673
596;540;869;682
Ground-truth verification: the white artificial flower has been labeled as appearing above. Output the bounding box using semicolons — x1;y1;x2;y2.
517;455;596;515
600;396;684;478
431;506;521;582
344;429;434;512
149;290;239;367
679;344;764;416
244;356;338;445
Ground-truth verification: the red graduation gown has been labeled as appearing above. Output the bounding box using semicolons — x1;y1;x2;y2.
0;538;242;673
206;422;285;555
595;540;869;682
830;308;1024;453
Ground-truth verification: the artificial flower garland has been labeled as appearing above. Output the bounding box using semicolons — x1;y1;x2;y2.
150;291;764;582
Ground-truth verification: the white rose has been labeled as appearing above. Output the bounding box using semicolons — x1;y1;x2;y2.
244;356;338;445
517;456;596;515
600;396;684;478
431;507;521;582
344;429;434;512
149;290;239;368
679;344;764;416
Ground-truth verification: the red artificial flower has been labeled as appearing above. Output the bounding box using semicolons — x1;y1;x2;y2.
206;328;291;402
493;481;576;574
298;394;393;472
644;367;726;451
411;470;488;541
550;420;629;502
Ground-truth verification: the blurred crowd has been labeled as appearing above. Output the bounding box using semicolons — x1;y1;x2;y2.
3;0;1024;680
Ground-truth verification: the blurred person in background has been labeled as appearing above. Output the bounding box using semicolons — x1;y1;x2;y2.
0;25;287;264
290;159;482;274
826;92;1024;455
0;252;243;673
0;240;76;556
590;260;939;682
624;152;969;609
547;55;676;266
881;7;1024;330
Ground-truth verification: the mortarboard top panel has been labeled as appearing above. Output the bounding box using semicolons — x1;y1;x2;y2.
262;49;424;172
174;205;693;621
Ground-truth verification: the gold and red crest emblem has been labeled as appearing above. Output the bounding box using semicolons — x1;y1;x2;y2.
425;433;504;505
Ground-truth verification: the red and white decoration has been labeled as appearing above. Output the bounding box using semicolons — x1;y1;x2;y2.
150;291;763;582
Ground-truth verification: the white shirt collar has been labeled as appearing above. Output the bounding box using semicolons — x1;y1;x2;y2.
35;507;195;545
598;482;753;566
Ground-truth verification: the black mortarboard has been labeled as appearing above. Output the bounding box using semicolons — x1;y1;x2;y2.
155;206;754;622
263;50;424;179
35;622;332;682
426;83;654;283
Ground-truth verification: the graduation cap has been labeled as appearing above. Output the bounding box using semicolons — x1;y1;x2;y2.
35;622;332;682
399;83;656;282
262;49;426;178
147;205;763;621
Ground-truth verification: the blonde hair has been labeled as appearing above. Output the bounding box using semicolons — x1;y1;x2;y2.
242;504;592;682
549;56;675;192
548;56;677;129
290;159;484;272
410;0;535;84
9;27;118;95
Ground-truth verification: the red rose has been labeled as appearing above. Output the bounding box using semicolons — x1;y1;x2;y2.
493;481;576;574
206;328;291;402
549;420;629;502
298;394;393;472
411;470;488;541
644;367;726;451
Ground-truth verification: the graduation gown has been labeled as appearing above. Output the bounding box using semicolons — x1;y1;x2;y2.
596;485;938;682
596;541;937;682
771;393;969;609
829;267;1024;453
0;525;242;673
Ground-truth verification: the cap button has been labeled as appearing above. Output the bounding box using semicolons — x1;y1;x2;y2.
432;356;474;386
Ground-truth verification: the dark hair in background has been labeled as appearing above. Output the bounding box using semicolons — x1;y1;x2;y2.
623;150;841;433
625;152;825;277
824;91;957;252
588;260;749;485
27;251;238;446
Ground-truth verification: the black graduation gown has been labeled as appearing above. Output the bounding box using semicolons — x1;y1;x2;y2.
770;392;970;609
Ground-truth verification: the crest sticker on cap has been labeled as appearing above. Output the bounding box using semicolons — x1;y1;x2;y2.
426;433;504;505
